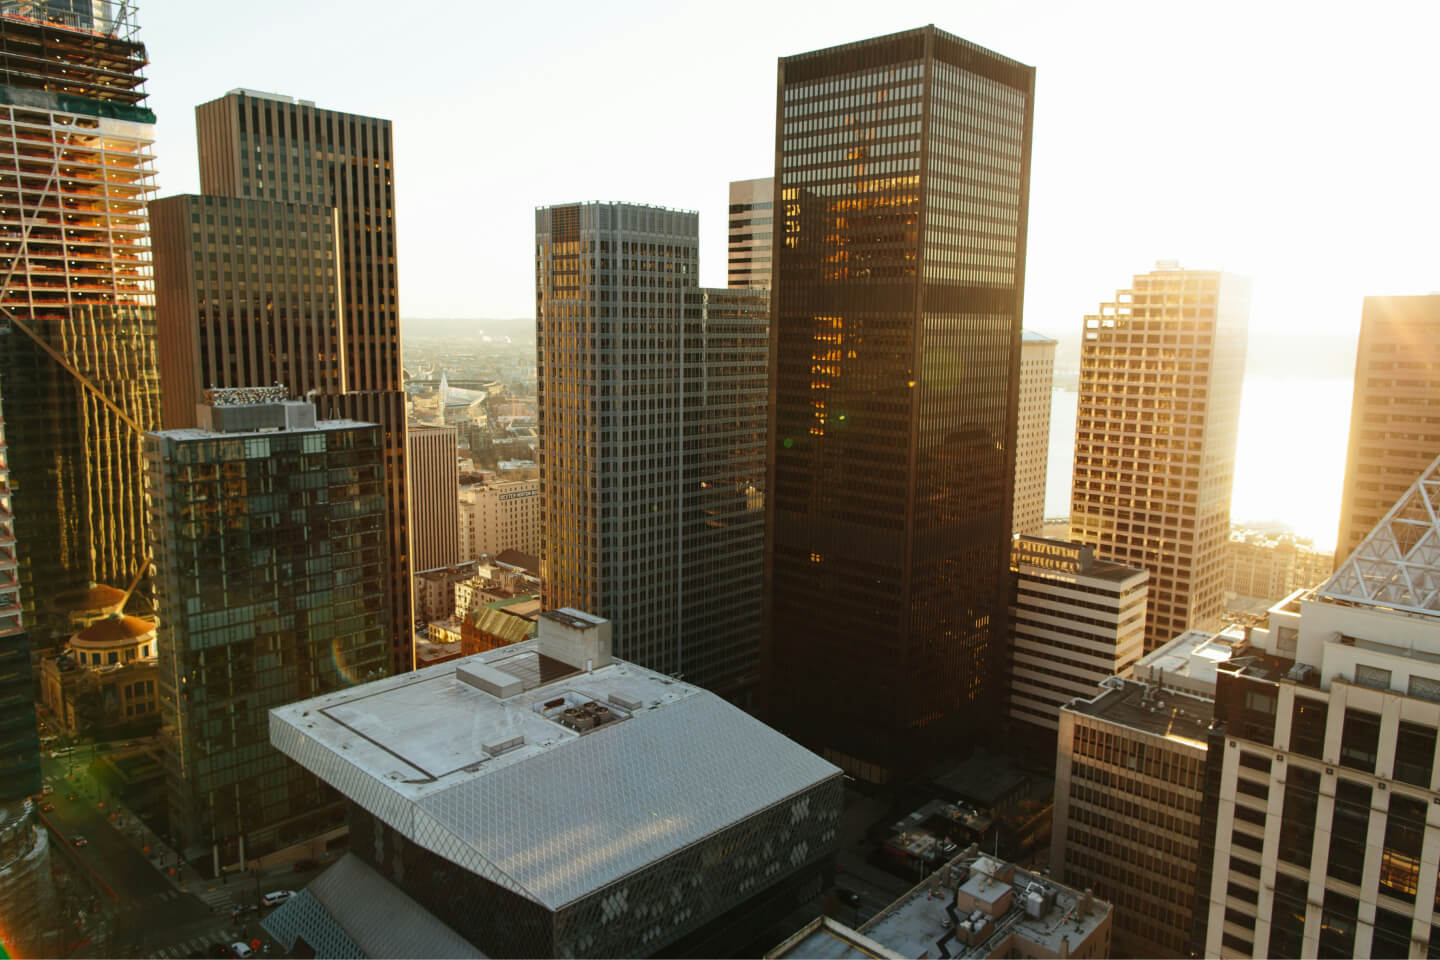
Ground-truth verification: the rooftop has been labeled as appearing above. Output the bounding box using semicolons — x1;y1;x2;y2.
1320;451;1440;616
771;851;1110;960
1065;678;1213;747
1136;624;1249;694
270;630;840;911
1021;330;1057;345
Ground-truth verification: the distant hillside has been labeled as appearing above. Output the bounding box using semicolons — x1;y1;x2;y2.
404;317;535;342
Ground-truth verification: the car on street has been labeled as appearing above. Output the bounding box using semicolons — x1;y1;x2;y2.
40;783;53;795
835;887;861;907
230;942;254;958
260;890;294;907
72;835;88;847
231;904;257;918
40;803;54;812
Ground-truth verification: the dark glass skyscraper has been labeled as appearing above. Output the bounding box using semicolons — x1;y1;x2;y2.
766;26;1034;778
146;391;392;863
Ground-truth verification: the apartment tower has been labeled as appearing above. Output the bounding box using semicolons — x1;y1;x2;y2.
1334;294;1440;566
1070;262;1250;651
152;89;411;672
1014;330;1056;537
766;26;1034;778
146;389;392;863
728;177;773;289
0;1;161;660
407;424;459;574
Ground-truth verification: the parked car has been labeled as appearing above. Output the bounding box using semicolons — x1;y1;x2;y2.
72;835;88;847
230;942;253;958
260;890;294;907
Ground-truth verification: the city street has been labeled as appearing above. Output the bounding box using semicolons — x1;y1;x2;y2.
35;747;285;957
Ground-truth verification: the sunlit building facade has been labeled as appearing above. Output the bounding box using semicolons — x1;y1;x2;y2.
146;391;392;864
0;1;161;660
407;424;459;574
1013;330;1055;537
1334;294;1440;567
1070;262;1250;651
767;26;1034;778
728;177;773;289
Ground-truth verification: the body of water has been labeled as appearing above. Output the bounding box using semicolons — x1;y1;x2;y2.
1044;377;1351;551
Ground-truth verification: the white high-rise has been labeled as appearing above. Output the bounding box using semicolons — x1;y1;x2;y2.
1013;331;1056;537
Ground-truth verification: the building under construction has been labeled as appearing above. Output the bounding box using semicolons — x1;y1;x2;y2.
0;0;161;669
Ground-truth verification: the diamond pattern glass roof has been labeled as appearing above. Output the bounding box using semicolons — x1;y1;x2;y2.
1320;452;1440;615
270;641;841;911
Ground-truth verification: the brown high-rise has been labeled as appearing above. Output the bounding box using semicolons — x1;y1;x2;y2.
154;89;412;672
1069;263;1250;652
766;26;1034;779
1334;295;1440;567
407;424;459;574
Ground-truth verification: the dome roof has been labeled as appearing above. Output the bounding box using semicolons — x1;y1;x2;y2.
75;583;127;611
73;613;155;646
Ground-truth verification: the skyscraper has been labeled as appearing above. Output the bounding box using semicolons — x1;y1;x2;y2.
0;0;160;658
535;203;768;703
153;89;412;673
766;26;1034;777
407;424;459;574
728;177;773;289
1013;330;1056;537
146;389;392;863
1334;294;1440;566
1070;262;1250;651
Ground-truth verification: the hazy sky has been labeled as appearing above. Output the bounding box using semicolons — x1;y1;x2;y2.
140;0;1440;339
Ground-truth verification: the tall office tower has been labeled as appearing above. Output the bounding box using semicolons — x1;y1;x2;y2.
537;203;696;679
183;89;410;673
1070;262;1250;652
0;1;161;660
146;389;392;863
1009;536;1146;732
1190;462;1440;959
1013;330;1056;537
767;26;1034;778
1334;295;1440;567
535;203;769;702
407;424;459;574
680;286;768;706
728;177;773;288
149;194;344;428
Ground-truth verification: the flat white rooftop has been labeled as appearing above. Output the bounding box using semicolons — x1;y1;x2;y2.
270;640;840;911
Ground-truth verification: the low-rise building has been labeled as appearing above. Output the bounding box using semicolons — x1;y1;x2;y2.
413;561;478;623
1226;527;1333;604
266;609;843;958
769;850;1112;960
458;478;540;561
39;615;160;738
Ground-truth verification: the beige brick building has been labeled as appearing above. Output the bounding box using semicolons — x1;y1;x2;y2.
1070;262;1251;651
458;479;539;561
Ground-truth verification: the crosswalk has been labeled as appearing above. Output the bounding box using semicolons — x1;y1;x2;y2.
196;887;235;912
151;933;221;958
